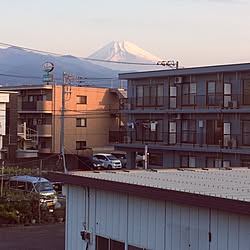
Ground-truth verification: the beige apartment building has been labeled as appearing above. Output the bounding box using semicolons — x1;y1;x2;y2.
0;84;125;162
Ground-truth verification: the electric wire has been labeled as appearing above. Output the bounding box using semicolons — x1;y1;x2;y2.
0;42;173;67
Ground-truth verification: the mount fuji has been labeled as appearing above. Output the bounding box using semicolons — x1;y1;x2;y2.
88;41;164;72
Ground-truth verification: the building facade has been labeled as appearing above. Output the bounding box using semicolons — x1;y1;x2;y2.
0;84;125;161
114;63;250;169
49;168;250;250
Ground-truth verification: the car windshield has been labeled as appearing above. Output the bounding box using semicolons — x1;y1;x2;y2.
92;156;100;161
35;181;54;192
107;155;118;160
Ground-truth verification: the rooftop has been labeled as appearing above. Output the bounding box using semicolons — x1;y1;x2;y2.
49;167;250;215
119;62;250;79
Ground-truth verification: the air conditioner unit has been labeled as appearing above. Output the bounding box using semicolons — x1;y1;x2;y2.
225;138;237;149
232;100;239;108
174;76;183;84
228;101;234;108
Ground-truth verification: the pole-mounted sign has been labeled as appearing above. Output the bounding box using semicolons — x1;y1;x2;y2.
43;62;54;82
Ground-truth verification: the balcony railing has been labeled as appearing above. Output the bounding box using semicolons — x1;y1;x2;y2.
109;131;249;150
119;93;247;111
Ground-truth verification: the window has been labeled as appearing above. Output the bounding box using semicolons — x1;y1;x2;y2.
243;120;250;145
149;153;163;166
181;155;196;168
76;118;87;127
110;239;124;250
206;158;230;168
128;246;147;250
135;120;163;142
241;159;250;167
169;86;177;108
207;81;220;106
182;82;196;106
169;121;176;144
223;83;232;107
96;236;108;250
181;120;196;143
136;85;164;107
243;79;250;105
96;236;125;250
77;95;87;104
76;141;86;150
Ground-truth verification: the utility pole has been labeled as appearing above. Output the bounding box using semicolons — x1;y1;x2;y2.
60;72;67;173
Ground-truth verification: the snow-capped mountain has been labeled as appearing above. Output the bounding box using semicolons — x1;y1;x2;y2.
88;41;164;72
0;46;119;87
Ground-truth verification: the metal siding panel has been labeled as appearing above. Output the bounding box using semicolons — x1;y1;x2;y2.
165;202;173;250
210;209;219;250
128;196;135;245
89;189;96;250
67;186;86;250
147;200;157;250
119;195;128;240
228;214;239;250
239;215;250;250
217;212;228;250
172;204;181;250
106;191;114;236
180;206;190;250
189;206;199;250
132;197;142;244
140;198;149;248
96;191;107;236
198;208;209;250
155;200;165;250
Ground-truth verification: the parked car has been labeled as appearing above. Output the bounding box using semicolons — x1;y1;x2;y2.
111;152;127;168
78;156;105;170
93;153;122;169
111;151;144;168
8;175;57;211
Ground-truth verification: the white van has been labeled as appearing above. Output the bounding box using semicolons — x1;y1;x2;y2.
8;175;57;210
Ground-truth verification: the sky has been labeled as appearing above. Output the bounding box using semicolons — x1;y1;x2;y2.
1;0;250;68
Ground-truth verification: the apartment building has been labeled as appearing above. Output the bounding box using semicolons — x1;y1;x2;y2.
0;84;124;162
113;63;250;169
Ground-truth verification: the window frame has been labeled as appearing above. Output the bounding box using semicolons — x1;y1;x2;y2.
181;82;196;106
76;118;87;127
76;95;87;104
76;141;87;150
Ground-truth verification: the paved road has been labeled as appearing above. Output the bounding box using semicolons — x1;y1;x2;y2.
0;223;65;250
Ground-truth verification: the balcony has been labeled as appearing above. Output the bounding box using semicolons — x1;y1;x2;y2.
21;101;52;112
119;94;247;112
17;123;38;158
37;124;52;137
109;131;250;154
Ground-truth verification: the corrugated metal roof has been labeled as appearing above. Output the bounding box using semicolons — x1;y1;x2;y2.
70;168;250;202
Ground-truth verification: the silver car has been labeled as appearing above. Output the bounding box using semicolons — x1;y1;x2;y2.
93;153;122;169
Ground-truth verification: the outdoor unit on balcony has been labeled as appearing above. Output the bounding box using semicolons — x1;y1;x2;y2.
174;76;183;84
228;100;239;109
225;138;237;149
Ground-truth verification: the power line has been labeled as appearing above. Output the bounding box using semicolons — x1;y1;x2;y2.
0;72;119;82
0;41;176;67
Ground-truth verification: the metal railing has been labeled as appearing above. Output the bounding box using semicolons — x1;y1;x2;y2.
119;94;248;111
109;131;250;150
